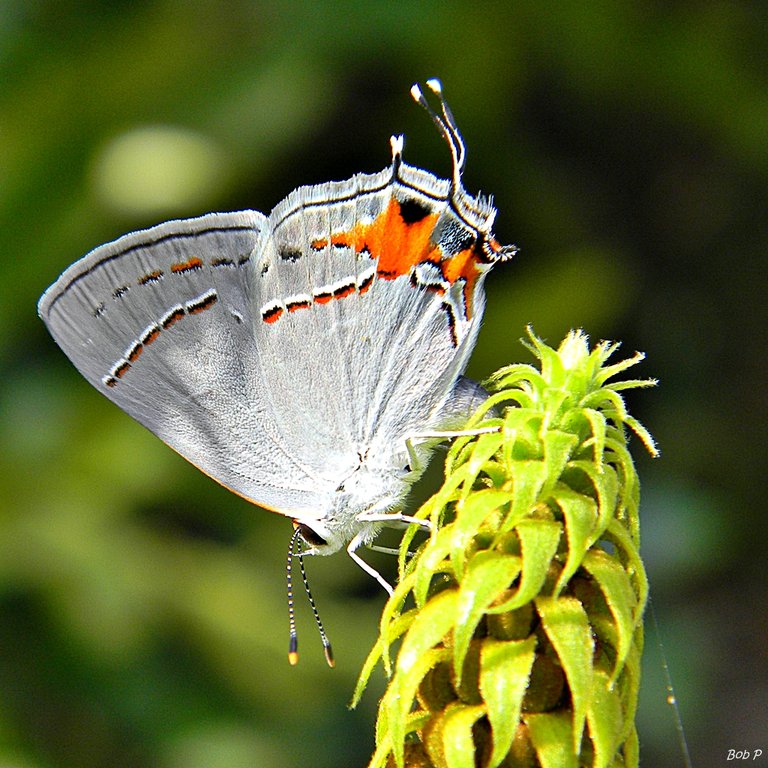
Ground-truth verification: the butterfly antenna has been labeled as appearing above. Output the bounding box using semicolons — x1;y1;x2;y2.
426;78;466;174
299;549;335;667
411;79;516;262
286;526;302;665
411;79;466;191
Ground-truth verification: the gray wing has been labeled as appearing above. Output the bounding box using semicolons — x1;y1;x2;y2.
38;211;329;517
246;172;489;475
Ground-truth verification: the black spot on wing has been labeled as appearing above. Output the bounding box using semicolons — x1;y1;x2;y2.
280;246;302;262
398;197;432;224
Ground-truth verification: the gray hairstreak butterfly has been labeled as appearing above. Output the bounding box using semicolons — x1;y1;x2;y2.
38;79;516;663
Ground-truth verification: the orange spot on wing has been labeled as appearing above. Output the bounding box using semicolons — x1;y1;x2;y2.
322;196;486;317
335;198;441;279
333;283;355;299
358;273;374;294
127;345;143;362
171;257;203;273
263;306;283;324
139;270;163;285
443;243;486;316
161;309;184;328
443;245;476;284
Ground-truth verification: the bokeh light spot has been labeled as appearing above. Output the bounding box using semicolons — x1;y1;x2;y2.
91;125;230;217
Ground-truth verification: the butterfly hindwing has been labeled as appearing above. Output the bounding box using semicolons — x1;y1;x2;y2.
39;211;331;516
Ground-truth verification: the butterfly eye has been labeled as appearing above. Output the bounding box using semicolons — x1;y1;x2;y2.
295;522;328;548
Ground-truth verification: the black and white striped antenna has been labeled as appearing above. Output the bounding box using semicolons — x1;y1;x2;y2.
286;526;334;667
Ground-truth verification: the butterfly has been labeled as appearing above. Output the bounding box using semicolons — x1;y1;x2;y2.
38;79;515;661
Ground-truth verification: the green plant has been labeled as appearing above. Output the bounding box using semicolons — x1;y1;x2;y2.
353;328;658;768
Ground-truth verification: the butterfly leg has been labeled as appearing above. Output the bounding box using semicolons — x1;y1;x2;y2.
347;532;395;596
356;510;432;531
366;544;402;557
366;543;420;565
347;512;432;593
404;426;499;475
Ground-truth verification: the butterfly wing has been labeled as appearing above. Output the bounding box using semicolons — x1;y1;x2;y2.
248;162;495;477
38;211;329;516
39;92;511;537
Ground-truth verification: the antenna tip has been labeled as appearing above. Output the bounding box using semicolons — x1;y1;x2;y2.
410;83;425;105
288;635;298;665
425;78;442;95
288;651;299;666
324;644;335;668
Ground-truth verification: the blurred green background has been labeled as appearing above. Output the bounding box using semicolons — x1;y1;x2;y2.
2;2;766;766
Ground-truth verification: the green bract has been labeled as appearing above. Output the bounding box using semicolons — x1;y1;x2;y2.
353;328;657;768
